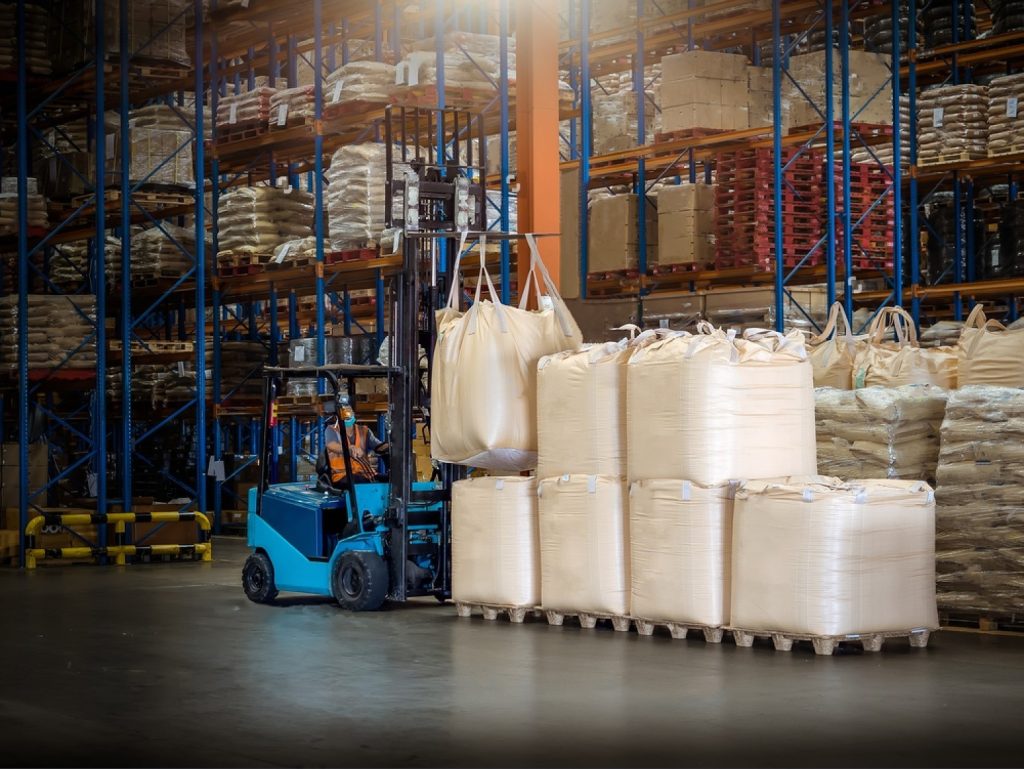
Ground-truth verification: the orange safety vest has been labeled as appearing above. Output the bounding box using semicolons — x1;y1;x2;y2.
328;423;378;483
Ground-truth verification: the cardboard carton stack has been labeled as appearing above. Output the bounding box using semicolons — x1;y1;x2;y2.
785;50;893;128
586;193;657;274
656;183;715;268
747;66;788;131
659;51;749;134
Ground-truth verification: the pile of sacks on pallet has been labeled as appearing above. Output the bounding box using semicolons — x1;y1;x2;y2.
0;294;97;370
217;186;314;255
439;240;937;653
810;300;1024;620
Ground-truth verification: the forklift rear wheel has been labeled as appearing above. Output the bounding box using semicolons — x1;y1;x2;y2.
331;551;388;611
242;552;278;603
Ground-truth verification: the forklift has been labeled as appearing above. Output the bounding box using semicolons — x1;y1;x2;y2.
242;106;498;610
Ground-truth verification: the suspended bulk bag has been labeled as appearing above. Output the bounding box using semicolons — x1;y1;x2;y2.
630;479;735;628
626;324;816;485
957;304;1024;386
432;235;583;471
731;476;939;637
808;301;863;389
536;335;635;479
452;476;540;608
538;475;629;617
853;307;957;389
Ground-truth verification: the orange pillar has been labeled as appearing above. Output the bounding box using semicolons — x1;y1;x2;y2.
515;0;561;294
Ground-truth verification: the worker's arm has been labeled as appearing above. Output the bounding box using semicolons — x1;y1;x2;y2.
324;424;343;453
364;429;389;456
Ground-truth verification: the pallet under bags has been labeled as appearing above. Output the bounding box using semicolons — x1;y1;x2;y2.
432;235;583;471
629;479;734;629
451;476;540;610
956;303;1024;386
626;323;816;484
853;306;958;388
731;476;939;638
538;475;629;618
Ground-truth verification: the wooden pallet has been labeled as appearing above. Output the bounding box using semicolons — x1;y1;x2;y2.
940;612;1024;633
326;248;378;264
987;146;1024;159
266;256;316;271
654;127;730;143
918;151;987;167
544;609;632;632
633;618;726;643
215;122;269;144
727;627;934;655
455;602;540;624
72;185;192;212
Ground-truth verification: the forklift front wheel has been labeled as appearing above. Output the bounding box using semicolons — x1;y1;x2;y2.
331;551;388;611
242;552;279;604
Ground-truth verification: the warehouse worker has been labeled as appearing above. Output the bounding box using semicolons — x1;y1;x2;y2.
321;396;389;485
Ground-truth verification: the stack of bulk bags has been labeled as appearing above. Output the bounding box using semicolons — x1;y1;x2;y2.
432;236;583;471
731;476;938;653
451;476;540;619
956;304;1024;386
536;338;633;621
808;301;863;389
853;307;957;389
626;325;816;634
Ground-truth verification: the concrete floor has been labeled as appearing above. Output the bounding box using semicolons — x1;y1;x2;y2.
2;537;1023;768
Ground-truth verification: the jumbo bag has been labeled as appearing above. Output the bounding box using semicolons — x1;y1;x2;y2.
956;303;1024;386
853;306;957;389
626;323;816;484
808;301;862;389
431;234;583;471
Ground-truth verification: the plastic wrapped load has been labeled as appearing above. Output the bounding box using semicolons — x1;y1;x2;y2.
215;341;266;399
0;190;48;235
731;476;939;636
993;0;1024;33
129;105;194;186
131;223;208;279
403;32;516;88
986;74;1024;156
50;237;122;289
270;236;318;267
815;385;948;483
808;301;863;389
920;320;963;348
852;95;910;169
324;61;397;105
0;294;97;370
105;0;189;66
216;87;275;131
917;85;989;165
538;475;629;617
629;479;734;627
957;304;1024;386
218;186;314;254
0;2;50;74
536;339;632;479
626;325;816;485
269;86;314;127
325;143;393;250
452;476;540;609
935;386;1024;614
591;65;660;155
432;237;583;471
853;307;958;389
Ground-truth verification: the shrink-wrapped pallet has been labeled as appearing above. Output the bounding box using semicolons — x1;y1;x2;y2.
538;475;629;617
815;385;948;483
432;238;582;471
986;73;1024;156
132;223;210;279
626;324;816;484
325;143;404;250
129;105;194;186
0;295;97;370
268;86;315;127
0;190;48;235
853;307;958;388
216;87;275;131
731;476;939;636
104;0;189;66
807;301;863;389
536;339;631;479
217;186;314;254
917;85;989;165
452;476;540;608
324;61;397;105
629;479;734;627
50;237;121;289
403;32;516;88
935;386;1024;614
956;304;1024;387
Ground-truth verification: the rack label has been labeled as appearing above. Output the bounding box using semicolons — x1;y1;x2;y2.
932;107;943;128
277;103;289;126
228;102;238;125
293;344;306;362
1009;97;1019;118
331;79;344;104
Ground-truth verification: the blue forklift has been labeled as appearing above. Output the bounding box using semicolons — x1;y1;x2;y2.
242;105;492;610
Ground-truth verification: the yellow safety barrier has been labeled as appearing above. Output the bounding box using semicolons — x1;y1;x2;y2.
25;511;213;569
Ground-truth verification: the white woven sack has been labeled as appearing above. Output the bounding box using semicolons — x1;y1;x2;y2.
432;234;583;470
853;307;957;389
808;301;863;389
956;303;1024;386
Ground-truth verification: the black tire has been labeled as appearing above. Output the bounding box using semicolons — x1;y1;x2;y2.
242;552;278;604
331;550;389;611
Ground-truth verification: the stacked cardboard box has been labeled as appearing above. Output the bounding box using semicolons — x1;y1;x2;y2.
656;184;715;268
659;51;749;134
786;50;893;128
747;66;789;131
587;194;657;274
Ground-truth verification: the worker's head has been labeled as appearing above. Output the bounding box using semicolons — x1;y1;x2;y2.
337;394;356;428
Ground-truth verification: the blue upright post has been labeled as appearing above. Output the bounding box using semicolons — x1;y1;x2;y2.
579;0;592;298
119;0;132;513
94;0;108;527
499;0;511;303
824;0;837;308
840;0;853;317
909;0;920;325
635;0;647;281
891;0;903;309
194;0;208;517
772;0;784;331
15;0;29;561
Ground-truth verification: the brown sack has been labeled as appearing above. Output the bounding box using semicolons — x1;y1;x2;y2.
956;303;1024;387
853;307;957;389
